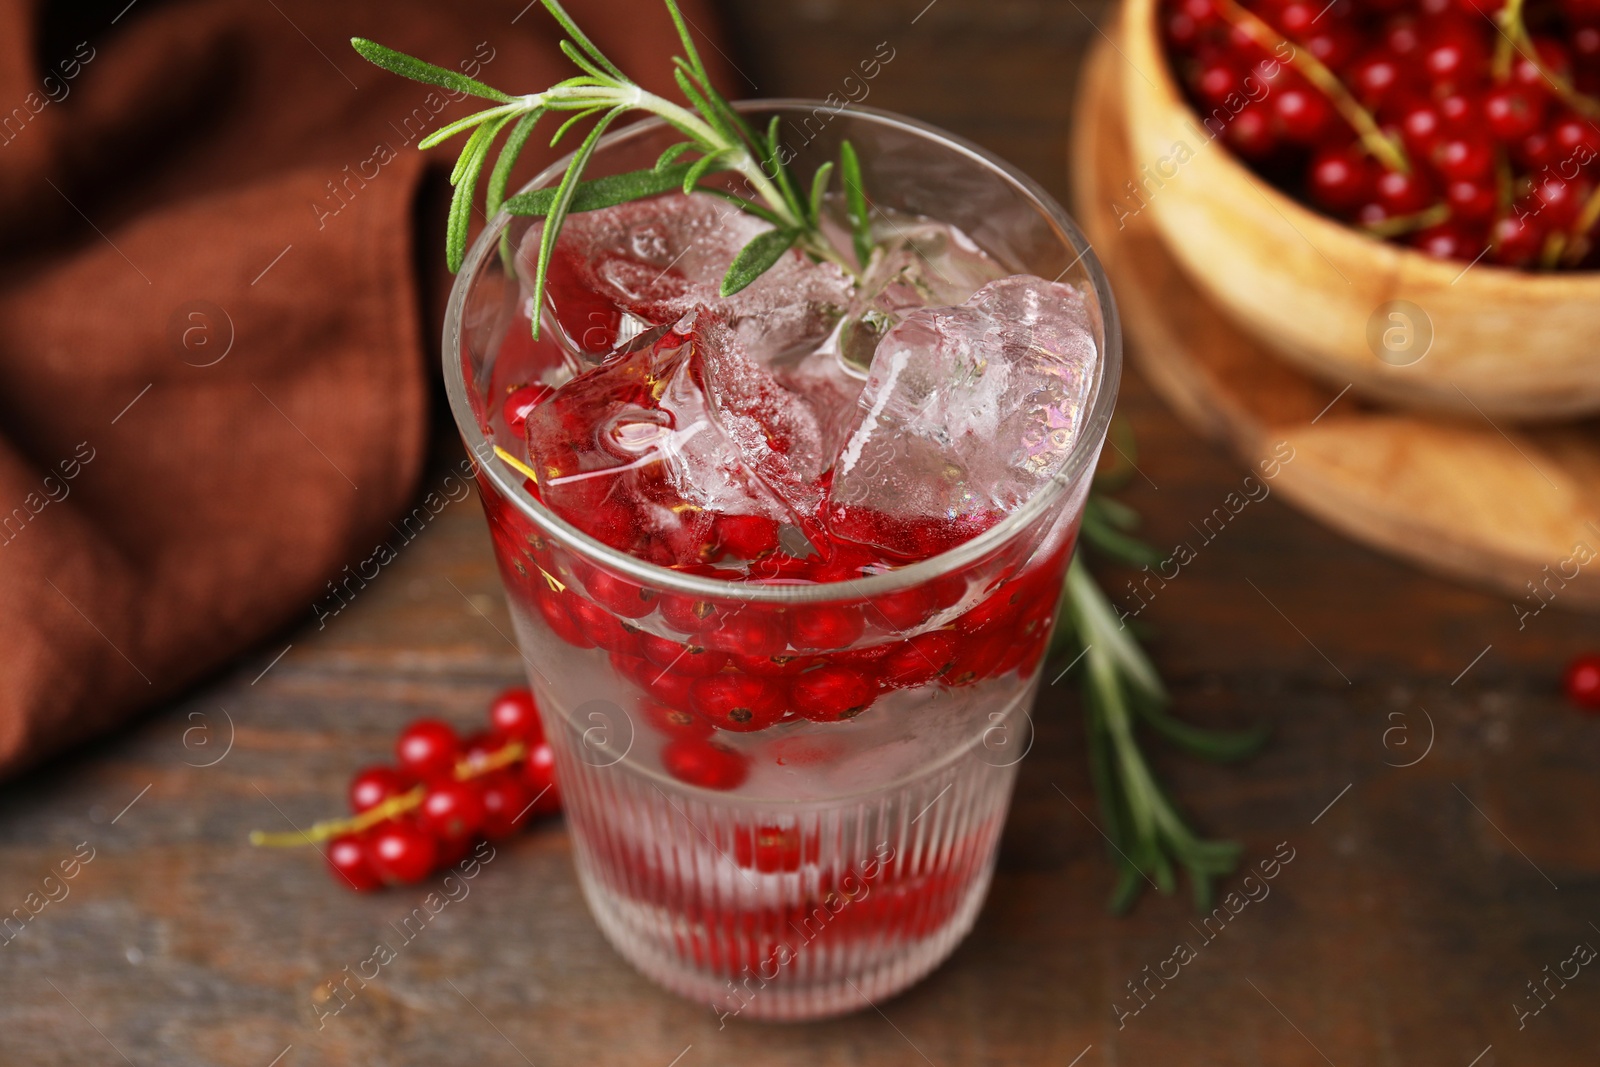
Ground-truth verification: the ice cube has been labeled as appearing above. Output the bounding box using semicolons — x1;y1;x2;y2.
834;218;1008;372
522;307;833;563
523;192;852;364
827;275;1098;559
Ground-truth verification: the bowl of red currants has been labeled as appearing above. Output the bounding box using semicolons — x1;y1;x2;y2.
1118;0;1600;420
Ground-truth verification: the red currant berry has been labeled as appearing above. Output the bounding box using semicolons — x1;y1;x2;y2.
1528;175;1589;229
1195;61;1244;107
788;603;866;651
1511;38;1570;101
396;720;461;780
708;514;780;561
1394;98;1444;155
1375;168;1434;214
1411;222;1480;260
1349;51;1404;108
567;597;638;653
365;819;439;886
488;687;543;742
1274;87;1333;142
732;822;817;873
792;665;877;722
349;765;414;814
1267;0;1313;35
690;673;786;732
1483;86;1542;143
534;589;595;649
638;698;715;738
945;633;1010;686
637;631;727;675
1490;212;1548;267
418;779;486;844
1420;23;1488;86
1435;91;1473;129
956;584;1023;637
1444;177;1497;220
1165;9;1200;48
624;652;697;707
522;740;562;815
702;610;787;657
502;383;552;436
583;568;657;619
1383;16;1421;56
458;729;503;776
661;737;749;790
1552;115;1600;160
1575;23;1600;64
1308;145;1376;210
656;735;748;793
869;584;935;631
1224;104;1278;158
1431;134;1493;181
1565;654;1600;710
1180;0;1222;26
478;774;535;838
659;594;724;635
881;630;959;688
734;651;815;677
327;833;383;891
1304;25;1357;70
1514;129;1557;171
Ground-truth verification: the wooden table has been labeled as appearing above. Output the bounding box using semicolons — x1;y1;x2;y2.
4;1;1599;1064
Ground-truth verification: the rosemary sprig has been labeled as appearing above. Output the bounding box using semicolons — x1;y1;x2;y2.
1052;435;1268;913
351;0;862;333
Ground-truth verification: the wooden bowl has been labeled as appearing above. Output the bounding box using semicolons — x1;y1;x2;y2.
1116;0;1600;422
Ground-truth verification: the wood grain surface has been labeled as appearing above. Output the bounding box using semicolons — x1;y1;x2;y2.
3;2;1600;1065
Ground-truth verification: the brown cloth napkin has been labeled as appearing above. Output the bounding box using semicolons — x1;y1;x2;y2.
0;0;729;777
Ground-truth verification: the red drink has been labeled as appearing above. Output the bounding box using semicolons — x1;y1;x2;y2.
446;103;1120;1018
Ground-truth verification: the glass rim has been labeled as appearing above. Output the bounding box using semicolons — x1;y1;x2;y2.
443;98;1123;605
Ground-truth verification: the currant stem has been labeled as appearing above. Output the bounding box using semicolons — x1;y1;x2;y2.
1562;184;1600;265
247;740;527;848
1211;0;1409;174
1497;0;1600;120
1359;202;1450;238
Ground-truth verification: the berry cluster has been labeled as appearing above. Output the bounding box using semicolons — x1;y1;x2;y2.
523;544;1065;780
1163;0;1600;267
480;479;1069;786
252;689;561;890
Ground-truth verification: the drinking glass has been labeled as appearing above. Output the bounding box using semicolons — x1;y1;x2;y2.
444;101;1121;1020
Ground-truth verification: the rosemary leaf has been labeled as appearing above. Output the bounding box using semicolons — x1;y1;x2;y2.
808;161;835;224
446;114;510;272
1133;701;1270;763
539;0;629;82
551;105;605;147
681;151;729;195
350;37;512;102
505;162;697;217
763;116;804;218
722;227;799;297
695;186;784;226
533;107;627;334
420;104;517;151
655;142;696;171
662;0;709;85
839;140;871;266
487;109;545;220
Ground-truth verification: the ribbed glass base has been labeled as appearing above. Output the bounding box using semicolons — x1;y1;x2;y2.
546;688;1027;1021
